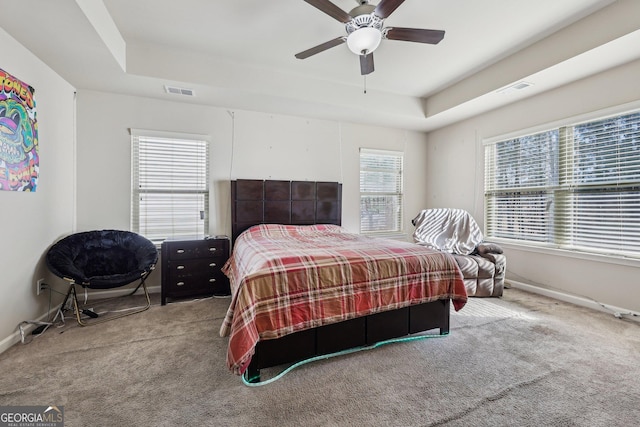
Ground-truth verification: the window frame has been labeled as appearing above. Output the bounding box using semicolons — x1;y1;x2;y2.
484;103;640;262
130;129;210;245
359;148;404;236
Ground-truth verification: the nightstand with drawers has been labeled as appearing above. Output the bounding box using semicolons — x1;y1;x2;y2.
161;237;230;305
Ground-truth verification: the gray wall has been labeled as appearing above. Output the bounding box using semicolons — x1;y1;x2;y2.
0;27;75;349
73;90;431;294
4;11;639;350
425;57;640;313
75;90;430;237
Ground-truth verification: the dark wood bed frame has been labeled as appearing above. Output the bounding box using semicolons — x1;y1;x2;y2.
230;179;451;382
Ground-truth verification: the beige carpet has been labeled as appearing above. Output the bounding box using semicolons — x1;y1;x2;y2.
1;288;639;427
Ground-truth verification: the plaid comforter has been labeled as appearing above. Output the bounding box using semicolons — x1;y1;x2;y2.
220;224;467;374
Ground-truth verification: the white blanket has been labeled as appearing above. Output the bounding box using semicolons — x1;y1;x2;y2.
412;208;483;256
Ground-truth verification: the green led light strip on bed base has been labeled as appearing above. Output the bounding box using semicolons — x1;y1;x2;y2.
241;331;450;387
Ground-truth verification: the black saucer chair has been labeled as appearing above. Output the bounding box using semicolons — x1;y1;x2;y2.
46;229;158;326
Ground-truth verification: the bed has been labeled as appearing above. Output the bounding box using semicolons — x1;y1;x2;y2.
220;179;467;382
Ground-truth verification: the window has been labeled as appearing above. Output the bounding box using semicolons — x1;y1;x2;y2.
485;109;640;258
359;148;403;234
131;130;209;244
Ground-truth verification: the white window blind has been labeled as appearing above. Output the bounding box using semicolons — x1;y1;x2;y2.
560;112;640;254
485;109;640;258
484;130;559;244
131;131;209;244
360;148;403;234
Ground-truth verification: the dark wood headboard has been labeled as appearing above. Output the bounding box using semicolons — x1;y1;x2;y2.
231;179;342;242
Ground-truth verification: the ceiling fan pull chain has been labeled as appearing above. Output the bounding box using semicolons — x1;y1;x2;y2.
363;75;367;94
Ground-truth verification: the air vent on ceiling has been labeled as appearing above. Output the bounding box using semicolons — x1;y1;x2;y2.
164;85;195;96
496;81;533;95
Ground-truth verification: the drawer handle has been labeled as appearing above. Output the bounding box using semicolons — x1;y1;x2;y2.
176;249;185;254
177;281;185;286
209;247;217;252
209;278;217;283
209;262;217;267
176;265;185;270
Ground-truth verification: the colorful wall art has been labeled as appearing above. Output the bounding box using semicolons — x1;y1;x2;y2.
0;68;38;191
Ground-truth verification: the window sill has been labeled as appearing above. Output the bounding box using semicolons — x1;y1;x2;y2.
491;239;640;268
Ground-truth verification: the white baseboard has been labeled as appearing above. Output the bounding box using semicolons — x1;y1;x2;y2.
0;285;162;355
507;280;640;323
0;304;63;355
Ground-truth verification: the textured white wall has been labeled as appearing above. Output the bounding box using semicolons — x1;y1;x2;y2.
425;57;640;313
0;28;76;348
75;90;430;240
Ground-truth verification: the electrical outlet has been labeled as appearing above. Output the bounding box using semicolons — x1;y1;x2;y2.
36;278;46;295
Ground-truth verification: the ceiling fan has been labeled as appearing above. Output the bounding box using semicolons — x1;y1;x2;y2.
295;0;445;75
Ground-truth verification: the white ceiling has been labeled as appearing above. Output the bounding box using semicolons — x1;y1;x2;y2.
2;0;640;132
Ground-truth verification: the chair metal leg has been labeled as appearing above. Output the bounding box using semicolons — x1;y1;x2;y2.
71;277;152;327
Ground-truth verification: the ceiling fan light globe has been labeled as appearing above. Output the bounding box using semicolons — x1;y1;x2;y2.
346;27;382;55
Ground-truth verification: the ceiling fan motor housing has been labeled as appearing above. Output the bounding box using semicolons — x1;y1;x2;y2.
346;5;383;35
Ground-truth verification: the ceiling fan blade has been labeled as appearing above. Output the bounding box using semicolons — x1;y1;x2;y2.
373;0;406;18
385;27;445;44
360;53;374;75
303;0;352;23
295;37;345;59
